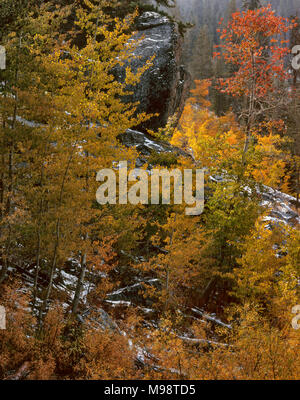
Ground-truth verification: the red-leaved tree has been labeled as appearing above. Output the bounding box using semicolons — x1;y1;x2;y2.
214;5;296;163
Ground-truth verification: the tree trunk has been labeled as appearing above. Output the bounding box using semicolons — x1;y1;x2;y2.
37;147;75;330
72;252;87;315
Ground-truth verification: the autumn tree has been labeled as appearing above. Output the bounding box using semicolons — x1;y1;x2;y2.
214;5;295;165
0;0;152;329
233;218;300;326
171;79;293;308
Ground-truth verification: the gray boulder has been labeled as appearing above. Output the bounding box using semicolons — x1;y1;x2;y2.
114;11;191;133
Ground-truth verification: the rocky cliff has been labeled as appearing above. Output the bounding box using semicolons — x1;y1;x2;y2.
114;11;191;133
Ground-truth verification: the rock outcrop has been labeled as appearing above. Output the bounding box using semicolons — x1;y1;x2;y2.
118;128;192;167
259;185;300;227
114;11;191;133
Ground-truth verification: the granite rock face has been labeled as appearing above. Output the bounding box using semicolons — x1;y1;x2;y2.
114;11;191;133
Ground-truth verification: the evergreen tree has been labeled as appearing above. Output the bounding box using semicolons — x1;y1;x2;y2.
190;25;213;80
227;0;237;22
243;0;262;10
